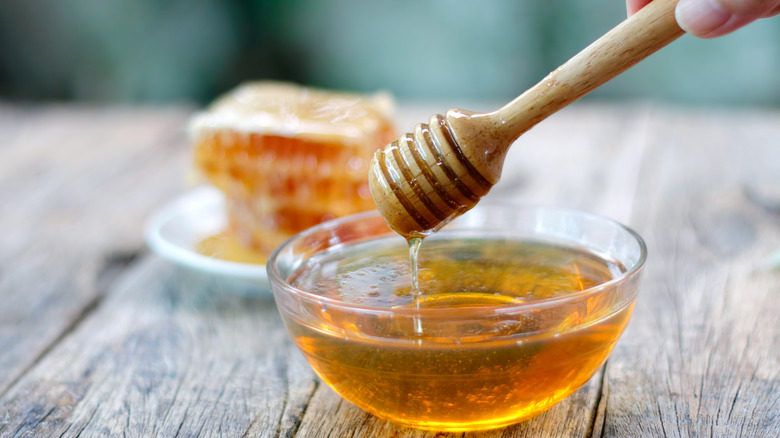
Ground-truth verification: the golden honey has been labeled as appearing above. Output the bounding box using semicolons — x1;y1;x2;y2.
284;237;634;431
195;231;268;265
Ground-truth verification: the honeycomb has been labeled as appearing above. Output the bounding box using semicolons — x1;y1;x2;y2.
190;82;396;259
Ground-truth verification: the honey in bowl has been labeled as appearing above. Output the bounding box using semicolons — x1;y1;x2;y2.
268;206;645;431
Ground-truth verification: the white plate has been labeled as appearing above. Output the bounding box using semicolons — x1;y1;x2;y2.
145;186;271;295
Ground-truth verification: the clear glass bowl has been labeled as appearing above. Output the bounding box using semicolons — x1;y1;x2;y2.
267;205;646;431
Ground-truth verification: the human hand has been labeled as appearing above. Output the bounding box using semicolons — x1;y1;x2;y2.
627;0;780;38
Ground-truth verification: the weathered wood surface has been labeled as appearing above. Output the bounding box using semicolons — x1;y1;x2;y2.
0;101;777;437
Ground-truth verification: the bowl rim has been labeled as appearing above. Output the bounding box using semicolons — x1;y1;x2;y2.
266;204;647;316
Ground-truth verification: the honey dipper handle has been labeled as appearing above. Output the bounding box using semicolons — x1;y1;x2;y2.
496;0;683;139
445;0;683;182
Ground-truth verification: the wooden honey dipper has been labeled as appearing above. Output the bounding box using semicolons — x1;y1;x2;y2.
369;0;684;238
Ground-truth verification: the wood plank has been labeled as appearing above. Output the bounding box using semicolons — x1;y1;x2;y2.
0;104;194;396
602;108;780;436
3;103;776;437
0;256;317;437
0;103;649;437
492;102;653;224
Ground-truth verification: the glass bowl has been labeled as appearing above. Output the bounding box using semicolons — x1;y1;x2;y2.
267;204;646;431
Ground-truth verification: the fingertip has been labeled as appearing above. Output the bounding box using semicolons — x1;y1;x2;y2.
626;0;653;16
675;0;732;37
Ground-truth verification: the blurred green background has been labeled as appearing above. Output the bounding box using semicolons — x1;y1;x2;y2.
1;0;778;106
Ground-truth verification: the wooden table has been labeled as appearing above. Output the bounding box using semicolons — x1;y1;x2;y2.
1;101;778;437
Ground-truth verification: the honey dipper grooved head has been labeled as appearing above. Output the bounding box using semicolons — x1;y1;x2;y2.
370;0;685;239
368;111;499;239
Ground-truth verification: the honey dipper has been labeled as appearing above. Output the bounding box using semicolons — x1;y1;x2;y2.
369;0;683;238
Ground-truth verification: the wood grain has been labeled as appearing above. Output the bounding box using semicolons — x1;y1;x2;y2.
0;256;318;437
0;102;777;437
602;108;780;437
0;104;193;398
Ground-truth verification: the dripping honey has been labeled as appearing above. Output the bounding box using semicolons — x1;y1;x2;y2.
285;237;633;431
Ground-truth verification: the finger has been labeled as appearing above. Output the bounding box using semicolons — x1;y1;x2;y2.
713;0;780;17
676;0;780;38
626;0;654;15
